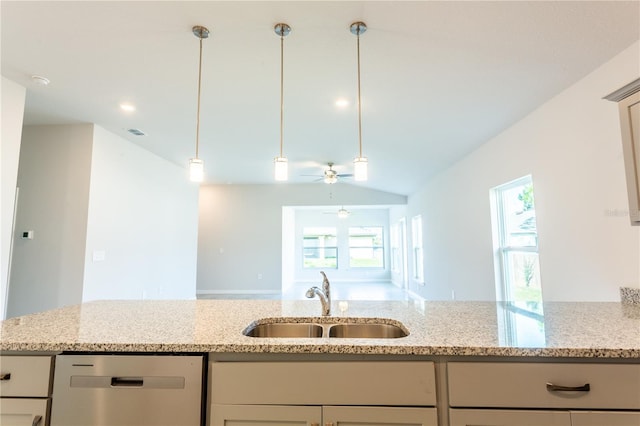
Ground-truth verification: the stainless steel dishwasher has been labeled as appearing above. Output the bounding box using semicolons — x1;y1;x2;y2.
50;354;204;426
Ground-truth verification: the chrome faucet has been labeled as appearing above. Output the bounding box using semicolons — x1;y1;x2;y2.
305;271;331;316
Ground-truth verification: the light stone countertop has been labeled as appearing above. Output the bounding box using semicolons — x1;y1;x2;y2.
1;300;639;358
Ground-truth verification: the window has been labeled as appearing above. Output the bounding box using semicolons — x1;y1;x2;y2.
411;215;424;283
492;176;543;314
303;227;337;269
348;226;384;268
390;223;400;273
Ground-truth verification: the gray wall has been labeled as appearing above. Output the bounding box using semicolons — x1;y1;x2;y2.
399;41;640;302
1;77;26;319
8;125;93;317
197;184;406;295
6;124;200;318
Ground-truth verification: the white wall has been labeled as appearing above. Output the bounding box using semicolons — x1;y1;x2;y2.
293;208;391;284
406;41;640;302
82;125;199;301
7;125;93;318
198;183;406;295
1;77;26;319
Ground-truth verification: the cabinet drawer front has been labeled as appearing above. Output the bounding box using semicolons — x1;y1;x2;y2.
324;405;438;425
448;362;640;409
211;361;436;406
449;408;570;426
0;398;50;426
0;356;53;397
570;411;640;426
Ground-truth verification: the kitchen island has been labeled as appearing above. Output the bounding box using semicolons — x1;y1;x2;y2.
1;299;639;357
1;300;639;426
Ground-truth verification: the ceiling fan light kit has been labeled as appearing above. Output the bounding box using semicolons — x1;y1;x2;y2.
189;25;209;183
351;21;368;182
274;22;291;181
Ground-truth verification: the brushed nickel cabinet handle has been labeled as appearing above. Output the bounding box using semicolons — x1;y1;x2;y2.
0;373;10;380
32;415;43;426
546;382;590;392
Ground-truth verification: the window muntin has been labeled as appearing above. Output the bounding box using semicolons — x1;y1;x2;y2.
493;176;543;314
411;215;424;283
303;227;337;269
348;226;384;268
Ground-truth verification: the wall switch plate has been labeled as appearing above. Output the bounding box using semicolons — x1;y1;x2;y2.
92;250;106;262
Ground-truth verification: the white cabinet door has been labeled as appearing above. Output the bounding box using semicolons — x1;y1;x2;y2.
449;409;571;426
571;411;640;426
210;404;321;426
0;398;48;426
324;405;438;426
618;91;640;224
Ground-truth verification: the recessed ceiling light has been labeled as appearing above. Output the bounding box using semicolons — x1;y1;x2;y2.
31;75;50;86
120;103;136;112
335;98;349;108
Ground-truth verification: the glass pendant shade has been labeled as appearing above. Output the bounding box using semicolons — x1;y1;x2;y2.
274;156;288;181
353;157;368;181
189;158;204;182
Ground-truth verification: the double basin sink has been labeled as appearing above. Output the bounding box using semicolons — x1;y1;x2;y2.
243;318;409;339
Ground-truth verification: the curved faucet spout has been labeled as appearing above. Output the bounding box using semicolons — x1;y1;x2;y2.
305;286;330;316
305;271;332;316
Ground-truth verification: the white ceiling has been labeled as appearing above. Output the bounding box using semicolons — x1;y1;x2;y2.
2;1;639;196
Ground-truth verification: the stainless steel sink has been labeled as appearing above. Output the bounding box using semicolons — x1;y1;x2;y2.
328;323;408;338
243;319;409;339
243;323;323;338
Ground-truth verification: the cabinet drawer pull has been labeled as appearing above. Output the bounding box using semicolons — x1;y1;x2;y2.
0;373;10;380
325;423;334;426
310;423;319;426
32;415;43;426
111;377;144;387
546;382;590;392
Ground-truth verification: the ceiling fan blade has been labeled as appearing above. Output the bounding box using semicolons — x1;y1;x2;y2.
337;174;354;178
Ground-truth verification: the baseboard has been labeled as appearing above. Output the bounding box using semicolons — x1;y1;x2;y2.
407;289;426;303
197;289;281;296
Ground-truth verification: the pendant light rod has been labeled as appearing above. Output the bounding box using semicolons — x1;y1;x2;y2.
274;23;291;182
351;21;366;158
193;25;209;159
275;23;290;157
350;21;368;182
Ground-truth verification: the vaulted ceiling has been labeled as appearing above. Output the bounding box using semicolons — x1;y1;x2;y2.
2;1;639;195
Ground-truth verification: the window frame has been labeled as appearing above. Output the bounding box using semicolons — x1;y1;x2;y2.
411;215;424;284
492;175;542;312
302;227;338;269
347;226;385;269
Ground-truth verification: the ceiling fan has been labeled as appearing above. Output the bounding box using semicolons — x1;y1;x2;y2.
304;163;353;184
323;206;352;218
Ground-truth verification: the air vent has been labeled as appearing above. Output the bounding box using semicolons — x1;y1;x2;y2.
127;128;146;136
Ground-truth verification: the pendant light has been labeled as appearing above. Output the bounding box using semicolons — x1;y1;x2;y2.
189;25;209;183
274;23;291;181
351;21;368;181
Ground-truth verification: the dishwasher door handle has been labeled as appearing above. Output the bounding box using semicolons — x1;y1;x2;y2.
111;377;144;387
